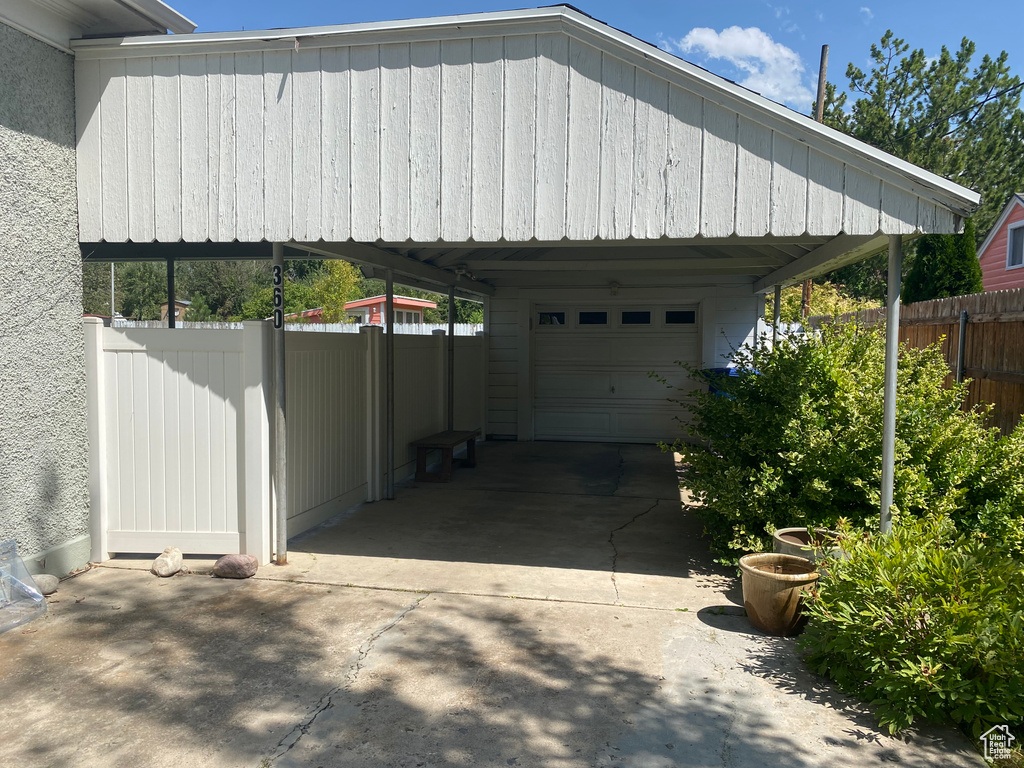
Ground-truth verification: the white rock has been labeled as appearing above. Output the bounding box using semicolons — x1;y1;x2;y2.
151;547;183;577
34;574;59;595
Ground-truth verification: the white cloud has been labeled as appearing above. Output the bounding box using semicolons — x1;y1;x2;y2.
672;26;814;107
859;6;874;22
815;10;825;22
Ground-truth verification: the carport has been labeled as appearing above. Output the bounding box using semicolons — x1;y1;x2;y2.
73;5;979;563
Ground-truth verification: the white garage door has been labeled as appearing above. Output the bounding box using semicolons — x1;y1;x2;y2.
532;305;699;443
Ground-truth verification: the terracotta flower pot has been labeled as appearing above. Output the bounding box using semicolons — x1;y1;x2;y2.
773;527;841;563
739;553;819;636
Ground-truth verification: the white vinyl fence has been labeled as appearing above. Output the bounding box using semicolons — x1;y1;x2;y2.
85;318;486;563
114;319;484;336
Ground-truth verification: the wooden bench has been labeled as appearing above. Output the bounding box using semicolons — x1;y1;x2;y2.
411;429;480;482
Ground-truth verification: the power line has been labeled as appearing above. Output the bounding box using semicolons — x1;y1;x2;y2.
884;79;1024;149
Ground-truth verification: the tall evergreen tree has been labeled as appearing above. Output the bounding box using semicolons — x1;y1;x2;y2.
903;219;983;302
818;31;1023;300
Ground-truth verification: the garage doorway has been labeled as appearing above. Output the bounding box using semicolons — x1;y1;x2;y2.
532;303;699;442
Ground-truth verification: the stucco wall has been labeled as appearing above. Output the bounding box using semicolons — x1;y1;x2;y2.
0;22;90;576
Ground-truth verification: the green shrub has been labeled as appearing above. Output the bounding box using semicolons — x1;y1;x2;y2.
672;323;1006;561
801;515;1024;736
960;423;1024;558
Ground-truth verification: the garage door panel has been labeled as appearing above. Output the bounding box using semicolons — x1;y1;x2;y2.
649;369;697;392
611;372;681;399
535;372;612;399
609;336;697;365
535;409;611;438
534;338;611;363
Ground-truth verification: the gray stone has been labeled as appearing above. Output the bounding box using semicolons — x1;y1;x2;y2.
151;547;183;578
34;573;59;595
213;554;258;579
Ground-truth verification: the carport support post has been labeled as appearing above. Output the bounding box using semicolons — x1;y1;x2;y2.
272;242;288;564
166;257;175;328
386;269;395;501
880;235;902;535
447;285;455;431
772;284;781;346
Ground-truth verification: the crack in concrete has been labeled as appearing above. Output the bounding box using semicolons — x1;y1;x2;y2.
607;499;660;603
269;595;427;761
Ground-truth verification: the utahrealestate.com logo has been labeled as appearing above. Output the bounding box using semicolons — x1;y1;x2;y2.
981;725;1016;760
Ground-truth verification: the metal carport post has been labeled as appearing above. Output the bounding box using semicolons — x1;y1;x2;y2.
879;235;902;535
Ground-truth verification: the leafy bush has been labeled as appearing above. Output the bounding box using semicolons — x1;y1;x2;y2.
960;423;1024;558
764;280;878;324
671;323;1018;561
801;515;1024;735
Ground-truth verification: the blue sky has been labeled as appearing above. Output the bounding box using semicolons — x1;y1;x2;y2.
165;1;1023;114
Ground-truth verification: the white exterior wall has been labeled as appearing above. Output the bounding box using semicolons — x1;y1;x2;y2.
486;286;760;441
75;29;960;244
486;296;521;438
710;297;765;368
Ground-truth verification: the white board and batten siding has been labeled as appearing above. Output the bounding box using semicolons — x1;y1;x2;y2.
76;26;966;245
486;296;521;438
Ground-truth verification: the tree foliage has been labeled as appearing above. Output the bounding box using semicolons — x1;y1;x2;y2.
82;261;119;316
820;31;1024;299
764;281;877;324
311;260;363;322
117;262;167;320
175;261;267;320
903;218;983;302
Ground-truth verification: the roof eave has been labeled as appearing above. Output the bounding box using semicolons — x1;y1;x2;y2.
120;0;196;34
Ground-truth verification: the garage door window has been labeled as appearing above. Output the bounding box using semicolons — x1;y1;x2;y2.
621;310;651;325
578;311;607;325
538;311;566;326
665;310;696;324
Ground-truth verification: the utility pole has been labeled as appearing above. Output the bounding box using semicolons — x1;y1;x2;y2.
803;44;830;319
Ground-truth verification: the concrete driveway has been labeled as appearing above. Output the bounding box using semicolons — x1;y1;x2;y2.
1;442;984;767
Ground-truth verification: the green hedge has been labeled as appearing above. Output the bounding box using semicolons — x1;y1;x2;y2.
801;516;1024;736
671;323;1023;561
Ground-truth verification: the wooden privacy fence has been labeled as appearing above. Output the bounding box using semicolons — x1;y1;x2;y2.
84;318;486;563
813;289;1024;434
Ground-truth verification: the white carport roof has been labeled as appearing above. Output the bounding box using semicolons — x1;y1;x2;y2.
73;5;979;295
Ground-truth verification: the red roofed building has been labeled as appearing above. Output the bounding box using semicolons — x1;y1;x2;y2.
282;308;326;323
344;295;437;325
